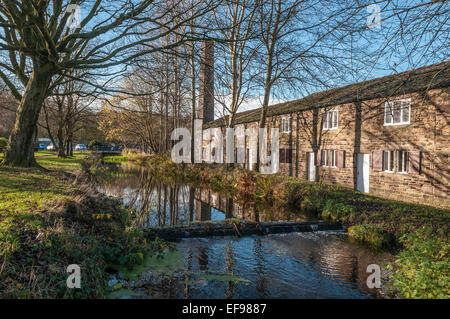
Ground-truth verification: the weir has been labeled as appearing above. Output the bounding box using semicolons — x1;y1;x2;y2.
145;220;343;241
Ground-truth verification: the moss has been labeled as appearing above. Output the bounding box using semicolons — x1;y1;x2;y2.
109;247;184;281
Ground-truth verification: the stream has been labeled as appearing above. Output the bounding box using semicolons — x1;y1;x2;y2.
97;163;394;299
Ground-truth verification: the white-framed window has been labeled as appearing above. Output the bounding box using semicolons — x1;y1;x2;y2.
281;116;291;133
321;149;327;166
323;110;338;130
382;150;409;173
397;150;408;173
383;150;394;172
329;150;337;167
384;98;411;125
321;149;337;167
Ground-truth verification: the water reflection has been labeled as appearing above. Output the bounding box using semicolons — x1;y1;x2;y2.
98;164;393;299
97;164;314;227
122;232;392;299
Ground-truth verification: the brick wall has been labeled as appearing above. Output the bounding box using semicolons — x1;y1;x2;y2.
212;87;449;208
198;40;215;125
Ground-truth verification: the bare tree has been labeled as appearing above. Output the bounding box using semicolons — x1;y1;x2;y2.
0;0;217;167
358;0;450;71
0;89;17;138
253;0;376;170
213;0;260;128
40;73;96;157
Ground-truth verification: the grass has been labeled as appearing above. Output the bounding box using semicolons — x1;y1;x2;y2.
2;150;446;298
34;150;56;157
0;152;158;298
37;152;89;172
103;155;128;163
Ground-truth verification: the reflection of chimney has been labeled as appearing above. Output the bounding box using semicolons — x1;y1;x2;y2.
198;40;214;124
195;200;211;221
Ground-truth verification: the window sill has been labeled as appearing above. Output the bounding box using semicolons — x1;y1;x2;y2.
383;122;410;126
323;127;338;131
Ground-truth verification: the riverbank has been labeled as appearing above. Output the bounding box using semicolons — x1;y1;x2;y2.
0;153;158;298
136;153;449;299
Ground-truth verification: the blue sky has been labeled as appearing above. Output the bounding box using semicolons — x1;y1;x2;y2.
222;0;449;112
69;1;449;113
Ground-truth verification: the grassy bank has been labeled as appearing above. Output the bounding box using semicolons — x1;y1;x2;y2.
0;153;158;298
139;153;449;298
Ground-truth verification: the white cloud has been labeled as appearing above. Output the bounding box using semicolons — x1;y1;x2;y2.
214;95;287;119
238;96;287;112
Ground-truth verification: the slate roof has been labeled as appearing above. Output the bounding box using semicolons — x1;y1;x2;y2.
205;60;450;128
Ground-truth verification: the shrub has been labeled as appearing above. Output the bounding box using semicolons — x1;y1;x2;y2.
255;175;278;205
348;224;396;250
80;153;104;174
284;180;328;214
301;197;322;213
121;148;145;161
321;199;357;223
235;170;257;203
88;140;103;149
390;227;450;298
209;171;230;192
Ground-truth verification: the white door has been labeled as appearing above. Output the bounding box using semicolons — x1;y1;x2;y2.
307;152;316;181
248;149;253;171
357;153;370;193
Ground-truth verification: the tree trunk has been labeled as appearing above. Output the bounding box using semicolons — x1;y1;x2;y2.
190;43;196;164
66;119;74;156
57;125;66;158
42;104;57;153
255;71;273;172
4;69;51;167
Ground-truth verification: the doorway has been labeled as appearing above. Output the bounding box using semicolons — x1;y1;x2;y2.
356;153;370;193
307;152;316;182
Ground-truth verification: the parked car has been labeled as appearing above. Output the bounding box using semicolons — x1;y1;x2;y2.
74;144;88;151
35;138;51;151
36;143;48;151
46;143;58;150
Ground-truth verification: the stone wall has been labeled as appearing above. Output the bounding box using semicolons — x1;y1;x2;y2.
218;87;449;208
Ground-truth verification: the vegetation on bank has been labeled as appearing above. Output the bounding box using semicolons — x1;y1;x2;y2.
139;153;449;299
0;153;160;298
1;150;448;298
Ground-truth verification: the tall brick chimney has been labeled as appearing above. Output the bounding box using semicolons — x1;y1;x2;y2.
198;40;214;124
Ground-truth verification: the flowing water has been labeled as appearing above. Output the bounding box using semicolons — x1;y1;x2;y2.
97;164;393;299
